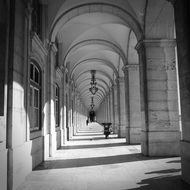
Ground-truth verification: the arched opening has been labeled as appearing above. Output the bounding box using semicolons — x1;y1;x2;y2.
48;1;145;151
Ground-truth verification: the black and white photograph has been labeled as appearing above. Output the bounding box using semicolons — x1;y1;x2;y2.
0;0;190;189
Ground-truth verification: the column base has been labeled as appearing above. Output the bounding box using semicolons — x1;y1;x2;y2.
0;146;7;190
118;125;126;138
60;128;66;146
141;130;180;156
181;140;190;185
49;132;57;157
44;134;50;160
8;138;43;190
112;124;119;134
126;127;141;144
56;129;61;149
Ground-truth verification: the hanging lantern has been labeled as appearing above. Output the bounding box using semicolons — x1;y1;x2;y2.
89;70;98;95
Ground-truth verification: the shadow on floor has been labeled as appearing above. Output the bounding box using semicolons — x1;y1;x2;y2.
70;136;119;141
75;131;103;134
60;142;131;149
167;160;181;164
145;169;181;175
34;153;174;170
126;175;190;190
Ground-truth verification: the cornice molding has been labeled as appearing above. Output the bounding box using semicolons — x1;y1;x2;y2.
31;32;48;56
122;64;139;72
135;39;176;51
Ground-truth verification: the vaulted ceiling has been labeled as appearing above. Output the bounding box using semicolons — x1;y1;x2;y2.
47;0;174;112
50;2;139;111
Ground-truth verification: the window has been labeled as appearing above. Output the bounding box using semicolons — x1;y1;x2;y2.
30;62;41;131
55;84;60;127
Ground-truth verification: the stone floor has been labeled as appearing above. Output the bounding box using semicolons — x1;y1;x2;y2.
17;123;190;190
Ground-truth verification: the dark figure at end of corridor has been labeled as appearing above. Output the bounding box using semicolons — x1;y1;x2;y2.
102;123;112;139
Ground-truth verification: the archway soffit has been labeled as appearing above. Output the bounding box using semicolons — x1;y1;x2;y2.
49;3;143;42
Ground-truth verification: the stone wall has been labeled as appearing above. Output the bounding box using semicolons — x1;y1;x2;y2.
139;40;180;156
6;1;47;189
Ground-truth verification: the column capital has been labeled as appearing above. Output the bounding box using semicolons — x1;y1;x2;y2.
136;39;176;50
122;64;139;72
24;2;33;18
116;77;125;83
115;77;120;84
166;0;176;6
135;40;145;54
60;66;68;74
111;85;115;90
48;41;58;54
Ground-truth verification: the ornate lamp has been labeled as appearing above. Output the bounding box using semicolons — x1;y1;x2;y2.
89;70;98;95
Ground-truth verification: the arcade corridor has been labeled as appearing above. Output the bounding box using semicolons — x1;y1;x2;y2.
16;123;189;190
1;1;190;190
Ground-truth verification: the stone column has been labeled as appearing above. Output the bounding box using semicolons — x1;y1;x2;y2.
75;96;80;133
111;86;116;133
173;0;190;184
136;39;180;156
109;88;114;128
106;95;109;122
62;67;67;144
123;64;141;144
24;3;33;142
48;43;57;157
68;80;73;139
118;77;127;138
60;68;65;146
73;91;78;136
114;84;119;134
122;66;130;143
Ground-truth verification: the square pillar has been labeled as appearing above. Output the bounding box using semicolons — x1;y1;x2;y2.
123;64;141;144
49;43;57;157
136;39;180;156
118;77;127;138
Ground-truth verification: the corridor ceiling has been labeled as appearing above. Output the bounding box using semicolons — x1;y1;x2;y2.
49;0;142;111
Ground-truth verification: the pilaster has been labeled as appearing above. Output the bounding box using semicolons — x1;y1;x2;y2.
113;84;119;134
117;77;126;138
123;64;141;144
48;42;57;157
